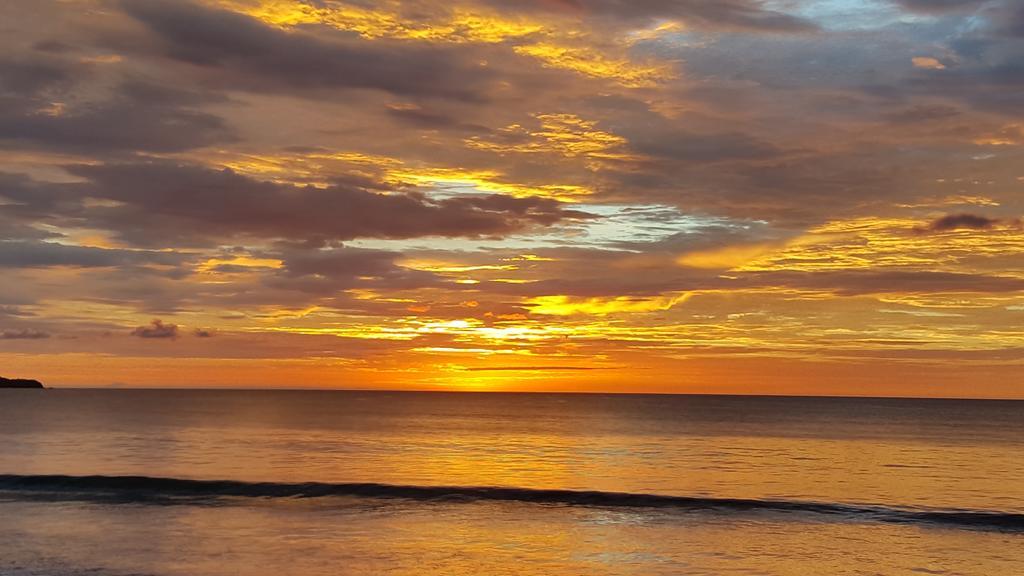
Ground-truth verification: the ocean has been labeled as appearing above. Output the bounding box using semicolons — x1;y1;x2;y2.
0;389;1021;575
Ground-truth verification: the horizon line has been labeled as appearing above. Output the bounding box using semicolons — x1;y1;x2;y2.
21;386;1024;402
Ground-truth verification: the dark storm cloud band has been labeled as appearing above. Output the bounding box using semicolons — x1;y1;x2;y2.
119;0;500;101
0;162;594;247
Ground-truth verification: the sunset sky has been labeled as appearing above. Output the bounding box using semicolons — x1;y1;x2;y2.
1;0;1022;396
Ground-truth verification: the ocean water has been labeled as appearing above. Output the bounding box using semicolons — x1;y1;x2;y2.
0;389;1022;575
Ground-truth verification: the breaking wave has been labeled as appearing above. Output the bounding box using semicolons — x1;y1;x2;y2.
1;474;1022;532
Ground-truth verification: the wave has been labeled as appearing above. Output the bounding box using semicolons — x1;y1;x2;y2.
1;474;1022;532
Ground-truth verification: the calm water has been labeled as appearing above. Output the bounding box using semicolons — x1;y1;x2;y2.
1;389;1022;575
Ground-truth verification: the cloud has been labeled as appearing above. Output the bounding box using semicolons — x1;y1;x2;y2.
0;329;50;339
995;2;1024;37
918;213;1004;233
0;84;233;155
627;129;782;162
0;57;77;98
0;306;35;318
119;0;500;101
0;54;234;154
4;0;1024;392
130;319;179;339
526;293;690;315
911;56;946;70
898;3;1024;116
893;0;990;13
52;162;593;246
883;104;961;124
481;0;818;33
268;244;440;294
744;270;1024;296
0;240;189;269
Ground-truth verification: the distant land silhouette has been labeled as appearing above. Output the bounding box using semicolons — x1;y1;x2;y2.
0;376;44;389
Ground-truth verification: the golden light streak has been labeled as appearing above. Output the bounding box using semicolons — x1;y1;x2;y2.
507;254;555;262
210;150;400;185
182;149;590;201
411;347;531;355
197;256;283;274
875;294;1023;309
972;124;1023;146
243;325;419;340
677;242;787;269
512;42;675;87
465;113;639;166
400;259;518;273
737;217;1024;273
38;102;66;117
897;195;1000;208
213;0;675;87
678;217;1024;275
626;21;685;44
78;54;123;64
526;293;690;315
216;1;543;42
386;167;592;200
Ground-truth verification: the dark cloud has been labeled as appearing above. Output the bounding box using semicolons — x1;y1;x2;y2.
907;62;1024;116
627;129;782;162
268;244;439;294
31;40;74;54
0;306;35;318
996;2;1024;37
119;0;498;101
0;73;234;154
0;172;70;225
0;328;50;339
385;105;490;133
0;46;233;155
48;162;593;246
0;162;592;248
0;57;77;98
917;213;1005;233
0;213;61;243
896;3;1024;116
0;240;188;269
0;102;230;154
280;246;406;280
892;0;989;12
608;152;909;225
130;319;178;339
883;104;961;125
193;328;214;338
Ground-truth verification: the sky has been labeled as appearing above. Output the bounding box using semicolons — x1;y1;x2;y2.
1;0;1022;396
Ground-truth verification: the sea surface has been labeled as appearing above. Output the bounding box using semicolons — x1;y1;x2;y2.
0;389;1022;575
